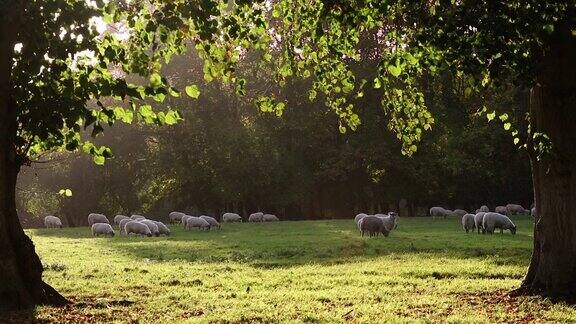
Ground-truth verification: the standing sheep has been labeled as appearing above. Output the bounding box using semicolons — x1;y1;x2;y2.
125;221;152;237
482;212;517;235
376;213;398;232
153;221;171;236
222;213;242;223
359;216;390;237
461;214;476;233
114;215;130;226
474;212;486;234
453;209;468;218
506;204;528;216
185;216;211;230
91;223;115;237
200;215;221;229
119;218;132;235
169;211;186;224
139;219;160;236
248;212;264;222
495;206;507;215
44;216;63;229
88;213;109;226
479;205;489;213
263;214;279;222
429;207;447;219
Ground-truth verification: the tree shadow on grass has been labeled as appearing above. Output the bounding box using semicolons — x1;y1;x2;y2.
30;219;534;268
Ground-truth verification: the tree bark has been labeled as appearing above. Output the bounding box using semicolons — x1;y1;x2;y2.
0;1;68;310
515;22;576;301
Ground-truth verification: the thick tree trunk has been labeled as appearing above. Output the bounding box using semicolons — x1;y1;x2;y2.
515;22;576;301
0;1;68;310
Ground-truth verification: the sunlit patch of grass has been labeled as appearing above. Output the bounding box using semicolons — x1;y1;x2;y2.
29;216;576;322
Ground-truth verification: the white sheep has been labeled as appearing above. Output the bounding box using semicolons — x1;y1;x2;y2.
139;219;160;236
376;213;398;232
169;211;186;224
531;207;537;218
506;204;528;215
453;209;468;217
119;218;132;235
222;212;242;223
482;212;517;235
153;221;171;236
263;214;279;222
479;205;489;213
44;215;62;229
185;216;211;230
200;215;221;229
359;215;389;237
91;223;115;237
88;213;109;226
495;206;507;215
461;213;475;233
125;220;152;237
114;215;130;226
130;214;146;221
248;212;264;222
429;207;447;219
354;213;368;227
181;215;193;228
474;212;486;234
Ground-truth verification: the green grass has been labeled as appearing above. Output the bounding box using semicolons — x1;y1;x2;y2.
28;217;576;322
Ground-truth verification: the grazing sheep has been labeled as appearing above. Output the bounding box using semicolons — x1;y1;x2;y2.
359;215;389;237
453;209;468;217
479;205;489;213
461;214;476;233
474;212;486;234
222;212;243;223
130;214;146;221
444;209;455;217
44;215;62;229
181;215;193;228
263;214;279;222
119;218;132;235
91;223;115;237
531;207;537;218
200;215;221;229
139;219;160;236
88;213;109;226
153;221;171;236
114;215;130;226
429;207;447;219
248;212;264;222
125;220;152;237
185;216;211;230
169;211;186;224
506;204;528;216
482;212;517;235
495;206;507;215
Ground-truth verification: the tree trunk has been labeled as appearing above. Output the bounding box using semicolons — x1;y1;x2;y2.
515;22;576;301
0;1;68;310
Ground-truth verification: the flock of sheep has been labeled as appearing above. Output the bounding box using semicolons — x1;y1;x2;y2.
43;211;281;237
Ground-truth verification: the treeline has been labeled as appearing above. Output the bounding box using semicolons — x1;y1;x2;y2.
16;48;532;227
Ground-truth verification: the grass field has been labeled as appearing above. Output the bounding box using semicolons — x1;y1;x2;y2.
26;217;576;322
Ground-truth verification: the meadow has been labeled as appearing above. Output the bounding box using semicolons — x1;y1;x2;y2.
27;217;576;322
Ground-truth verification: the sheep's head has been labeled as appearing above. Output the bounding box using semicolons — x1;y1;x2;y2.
511;226;517;235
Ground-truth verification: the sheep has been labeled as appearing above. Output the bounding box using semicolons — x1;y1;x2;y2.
506;204;528;215
139;219;160;236
444;209;455;217
125;220;152;237
88;213;109;226
474;212;486;234
461;213;476;233
114;215;130;226
376;213;398;232
91;223;115;237
354;213;368;227
130;214;146;221
453;209;468;217
119;218;132;235
482;212;517;235
153;221;171;236
429;207;447;219
479;205;489;213
185;216;211;230
263;214;279;222
495;206;507;215
248;212;264;222
200;215;221;229
222;212;242;223
44;215;62;229
169;211;186;224
475;209;481;214
531;207;537;218
181;215;193;228
359;216;389;237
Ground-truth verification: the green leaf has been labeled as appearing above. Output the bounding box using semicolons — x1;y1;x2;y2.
59;189;73;197
150;73;163;88
504;122;511;130
185;85;200;99
514;137;520;145
486;111;496;122
499;113;509;122
374;78;381;89
94;155;105;165
387;65;402;77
